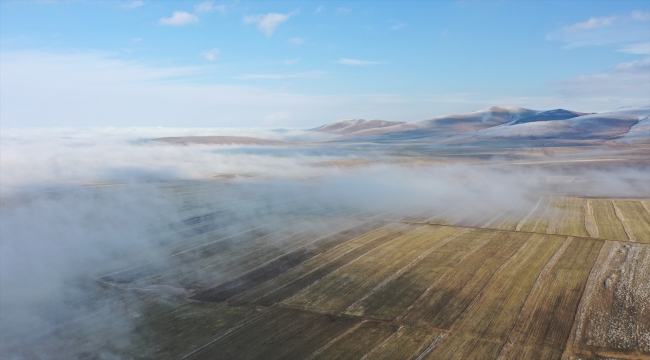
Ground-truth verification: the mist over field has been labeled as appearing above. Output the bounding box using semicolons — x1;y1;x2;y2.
2;126;649;356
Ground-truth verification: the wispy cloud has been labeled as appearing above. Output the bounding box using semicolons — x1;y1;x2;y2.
284;58;300;65
335;7;351;16
234;71;325;79
563;16;616;32
132;38;142;43
336;58;383;66
287;37;304;45
617;42;650;54
315;5;325;13
194;1;226;14
243;11;297;36
121;0;144;9
159;11;199;26
390;22;407;30
551;57;650;97
201;48;219;61
548;11;650;49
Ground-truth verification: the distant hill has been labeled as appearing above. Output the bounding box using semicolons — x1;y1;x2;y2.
152;136;292;146
511;109;592;125
312;119;405;135
311;105;650;143
472;106;649;140
331;106;539;139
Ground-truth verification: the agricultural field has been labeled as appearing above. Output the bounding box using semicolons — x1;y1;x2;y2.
2;181;650;359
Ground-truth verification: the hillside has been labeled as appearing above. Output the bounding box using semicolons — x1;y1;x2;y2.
312;119;405;135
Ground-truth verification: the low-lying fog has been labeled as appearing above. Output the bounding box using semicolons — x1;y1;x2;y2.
1;127;648;356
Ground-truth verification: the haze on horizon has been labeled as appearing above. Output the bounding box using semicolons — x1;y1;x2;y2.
1;0;649;128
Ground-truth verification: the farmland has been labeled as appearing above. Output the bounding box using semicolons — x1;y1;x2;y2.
2;181;650;359
2;174;650;359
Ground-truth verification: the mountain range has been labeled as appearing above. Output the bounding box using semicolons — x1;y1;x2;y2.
314;106;650;143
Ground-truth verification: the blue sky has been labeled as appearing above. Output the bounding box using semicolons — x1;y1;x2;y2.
1;0;648;127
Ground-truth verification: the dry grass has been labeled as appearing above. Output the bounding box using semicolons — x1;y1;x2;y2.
590;200;629;241
565;241;650;358
185;307;358;360
498;237;603;359
284;226;459;314
309;320;399;360
401;231;529;329
613;201;650;243
363;326;441;360
345;229;492;320
424;234;566;359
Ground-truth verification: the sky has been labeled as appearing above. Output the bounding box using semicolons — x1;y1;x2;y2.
1;0;649;127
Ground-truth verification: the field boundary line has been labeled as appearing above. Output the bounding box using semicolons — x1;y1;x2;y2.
562;241;616;359
642;201;650;217
516;196;543;231
177;310;268;360
496;236;572;358
234;222;417;305
100;211;315;278
414;333;446;360
612;201;636;241
304;320;368;360
344;228;471;314
280;225;432;305
584;200;599;238
394;231;501;323
358;325;402;360
445;232;535;333
192;220;385;296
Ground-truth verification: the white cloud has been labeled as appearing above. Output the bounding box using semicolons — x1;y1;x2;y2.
3;51;646;129
335;7;351;16
336;58;383;66
285;58;300;65
235;71;325;79
194;1;226;14
288;37;304;45
390;22;407;30
159;11;199;26
243;11;297;36
263;111;290;125
617;42;650;54
201;48;219;61
551;57;650;97
132;38;142;43
631;10;650;21
563;16;617;32
315;5;325;13
121;0;144;9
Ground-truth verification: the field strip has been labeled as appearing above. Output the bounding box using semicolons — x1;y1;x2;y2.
305;320;368;360
516;196;543;231
343;228;470;315
181;307;359;360
189;220;386;302
584;200;599;238
395;230;501;322
643;201;650;216
231;223;420;306
138;217;366;285
414;333;446;360
612;201;637;241
400;231;528;329
423;234;565;359
564;241;650;358
100;211;316;279
276;225;429;305
308;320;399;360
497;237;604;359
362;325;441;360
614;200;650;243
345;229;493;321
283;226;457;313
